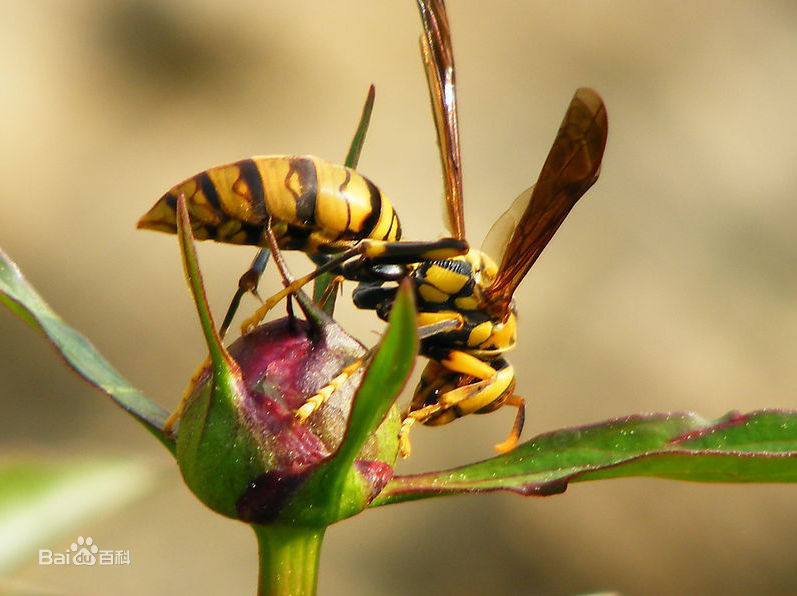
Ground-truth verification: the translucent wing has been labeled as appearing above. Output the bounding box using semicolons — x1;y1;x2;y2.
483;87;609;317
481;184;534;267
417;0;466;240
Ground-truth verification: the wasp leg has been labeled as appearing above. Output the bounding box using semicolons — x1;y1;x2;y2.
295;358;367;422
219;248;271;339
397;369;455;458
397;417;418;458
316;274;344;312
163;356;211;434
399;354;519;457
351;282;397;311
435;349;500;387
240;218;329;333
241;237;467;334
398;375;492;458
492;394;525;453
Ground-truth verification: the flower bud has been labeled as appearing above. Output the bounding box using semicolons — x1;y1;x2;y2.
175;316;400;525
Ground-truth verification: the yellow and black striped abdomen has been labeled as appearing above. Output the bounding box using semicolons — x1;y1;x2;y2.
137;155;401;252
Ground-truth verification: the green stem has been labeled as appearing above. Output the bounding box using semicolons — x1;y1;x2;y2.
253;524;326;596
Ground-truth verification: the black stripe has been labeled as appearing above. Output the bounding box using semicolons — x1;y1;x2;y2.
243;223;266;245
381;211;393;240
340;168;352;237
201;223;264;246
288;157;318;226
164;193;177;210
197;171;223;214
360;178;382;236
393;212;402;240
281;226;312;251
383;211;400;240
235;159;268;222
338;168;351;192
340;187;352;238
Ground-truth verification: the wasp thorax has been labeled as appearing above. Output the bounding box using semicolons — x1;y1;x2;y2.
175;317;399;525
464;249;498;289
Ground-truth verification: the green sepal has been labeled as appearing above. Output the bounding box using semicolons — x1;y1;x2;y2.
172;194;265;518
282;281;416;526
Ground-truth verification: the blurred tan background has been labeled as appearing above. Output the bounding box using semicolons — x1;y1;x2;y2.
2;0;797;594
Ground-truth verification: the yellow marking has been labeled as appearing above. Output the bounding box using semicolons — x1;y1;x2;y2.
183;186;222;225
315;160;368;234
370;200;397;242
467;321;492;347
454;296;479;311
466;249;498;286
253;157;298;224
452;365;514;414
485;313;517;350
361;240;387;258
201;165;243;223
440;350;496;380
426;264;469;294
174;179;198;203
231;176;251;202
339;176;375;233
416;311;464;328
419;283;449;303
285;166;304;201
137;198;177;231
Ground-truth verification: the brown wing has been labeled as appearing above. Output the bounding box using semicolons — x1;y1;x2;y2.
483;87;608;317
417;0;466;240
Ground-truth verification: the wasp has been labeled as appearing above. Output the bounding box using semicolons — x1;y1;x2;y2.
138;0;607;458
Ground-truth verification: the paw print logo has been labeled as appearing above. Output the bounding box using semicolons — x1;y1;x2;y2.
70;536;98;566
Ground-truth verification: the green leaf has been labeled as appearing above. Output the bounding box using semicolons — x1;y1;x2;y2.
0;458;158;572
344;84;376;170
371;410;797;506
0;248;174;452
287;280;417;524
